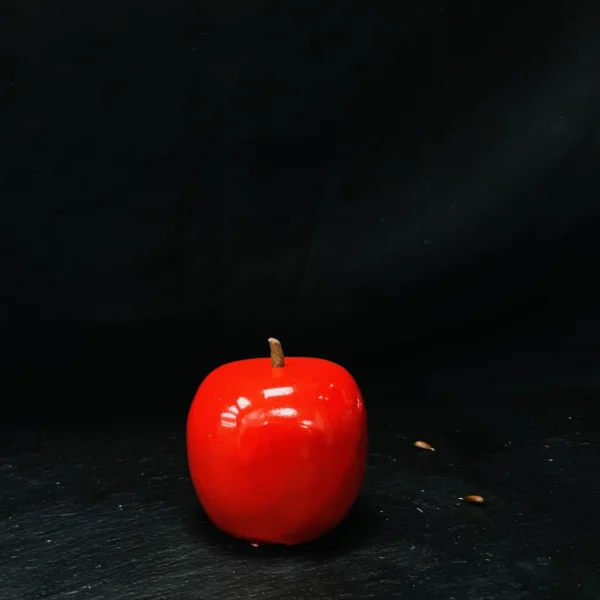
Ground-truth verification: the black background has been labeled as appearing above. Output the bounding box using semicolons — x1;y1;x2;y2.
2;0;600;598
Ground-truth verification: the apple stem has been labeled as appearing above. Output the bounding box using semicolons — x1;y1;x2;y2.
268;338;285;368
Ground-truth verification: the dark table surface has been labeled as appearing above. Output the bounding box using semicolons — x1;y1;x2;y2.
2;374;600;600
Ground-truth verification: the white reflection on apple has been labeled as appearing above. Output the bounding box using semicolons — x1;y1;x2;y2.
268;407;298;418
220;396;252;428
220;412;237;428
263;386;294;399
237;397;251;409
220;395;310;430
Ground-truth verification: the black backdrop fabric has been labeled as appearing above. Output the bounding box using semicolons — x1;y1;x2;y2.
4;1;600;419
2;1;600;598
4;3;600;393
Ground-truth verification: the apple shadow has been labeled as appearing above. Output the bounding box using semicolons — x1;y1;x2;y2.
189;495;379;559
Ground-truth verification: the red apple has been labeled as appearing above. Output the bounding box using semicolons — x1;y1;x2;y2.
186;338;368;546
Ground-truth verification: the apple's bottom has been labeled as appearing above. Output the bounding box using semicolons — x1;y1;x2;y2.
206;504;355;548
218;524;334;547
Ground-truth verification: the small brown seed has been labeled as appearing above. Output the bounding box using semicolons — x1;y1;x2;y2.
461;495;485;504
413;440;435;451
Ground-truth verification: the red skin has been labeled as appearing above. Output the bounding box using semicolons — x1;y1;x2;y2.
186;355;368;546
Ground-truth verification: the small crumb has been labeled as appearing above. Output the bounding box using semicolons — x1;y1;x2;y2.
416;507;423;513
413;440;435;451
460;495;485;505
250;543;260;548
